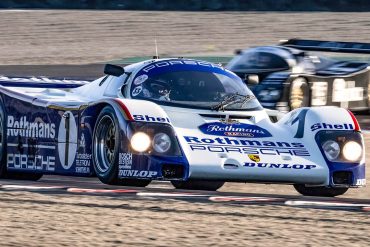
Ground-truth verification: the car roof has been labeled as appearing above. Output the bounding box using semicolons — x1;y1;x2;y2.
240;45;303;61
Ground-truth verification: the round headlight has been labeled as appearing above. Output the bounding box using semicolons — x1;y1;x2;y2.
322;140;340;161
152;133;171;153
342;141;362;162
131;132;151;152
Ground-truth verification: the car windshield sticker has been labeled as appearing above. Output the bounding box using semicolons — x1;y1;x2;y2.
132;86;143;96
133;74;148;85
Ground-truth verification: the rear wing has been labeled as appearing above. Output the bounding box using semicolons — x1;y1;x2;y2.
280;39;370;54
0;75;91;88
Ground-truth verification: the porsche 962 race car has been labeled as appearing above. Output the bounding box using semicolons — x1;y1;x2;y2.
227;39;370;112
0;58;366;196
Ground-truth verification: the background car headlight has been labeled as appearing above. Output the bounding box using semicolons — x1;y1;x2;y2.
152;133;171;153
322;140;340;161
131;132;151;152
342;141;362;162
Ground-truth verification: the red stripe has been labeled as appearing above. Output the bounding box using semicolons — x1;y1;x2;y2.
114;99;134;121
347;110;360;131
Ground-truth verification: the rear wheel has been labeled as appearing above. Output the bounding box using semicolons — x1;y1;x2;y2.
92;106;150;187
293;184;348;197
171;180;225;191
0;100;42;181
289;77;310;110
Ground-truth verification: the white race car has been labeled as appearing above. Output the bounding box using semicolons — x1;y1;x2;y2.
0;58;366;196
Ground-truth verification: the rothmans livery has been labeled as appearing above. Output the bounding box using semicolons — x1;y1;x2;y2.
0;58;366;196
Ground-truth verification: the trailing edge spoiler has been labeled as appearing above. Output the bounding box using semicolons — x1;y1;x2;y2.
280;39;370;54
0;75;91;88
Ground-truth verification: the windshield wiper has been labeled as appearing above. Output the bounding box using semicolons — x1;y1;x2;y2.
211;93;256;111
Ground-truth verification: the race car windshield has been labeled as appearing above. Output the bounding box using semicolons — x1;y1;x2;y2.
130;68;262;110
228;51;289;72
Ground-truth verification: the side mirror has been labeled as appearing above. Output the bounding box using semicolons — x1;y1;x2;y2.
246;74;259;84
104;64;125;77
234;49;242;55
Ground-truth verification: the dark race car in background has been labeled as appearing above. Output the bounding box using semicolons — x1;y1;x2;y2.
226;39;370;112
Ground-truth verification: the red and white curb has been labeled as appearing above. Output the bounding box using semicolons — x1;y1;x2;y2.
209;196;282;202
285;200;370;212
1;185;65;190
67;188;138;193
137;192;208;197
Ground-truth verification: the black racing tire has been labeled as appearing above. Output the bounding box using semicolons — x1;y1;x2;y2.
293;184;348;197
0;99;43;181
171;180;225;191
116;179;152;187
289;77;310;110
92;106;151;187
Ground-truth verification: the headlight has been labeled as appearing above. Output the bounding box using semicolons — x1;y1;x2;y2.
342;141;362;162
152;133;171;153
128;122;182;156
316;131;363;163
322;140;340;161
130;132;151;152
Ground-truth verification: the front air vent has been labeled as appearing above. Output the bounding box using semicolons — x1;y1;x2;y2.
223;163;239;169
162;164;185;179
199;114;252;120
332;171;352;186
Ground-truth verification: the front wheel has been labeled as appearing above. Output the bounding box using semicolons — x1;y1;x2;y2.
92;106;151;187
293;184;348;197
171;180;225;191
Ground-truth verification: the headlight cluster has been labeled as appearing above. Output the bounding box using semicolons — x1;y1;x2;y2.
317;131;363;163
128;122;181;156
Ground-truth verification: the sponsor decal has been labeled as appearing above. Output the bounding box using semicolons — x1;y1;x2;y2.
132;86;143;96
75;153;91;174
142;60;223;73
119;153;132;169
243;162;317;170
285;109;309;138
184;136;304;147
184;136;310;157
79;133;86;149
7;153;55;171
133;74;148;85
57;111;78;170
355;179;366;186
119;170;158;178
7;116;55;139
199;122;272;138
133;114;171;123
311;123;354;131
248;154;260;162
332;79;364;103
